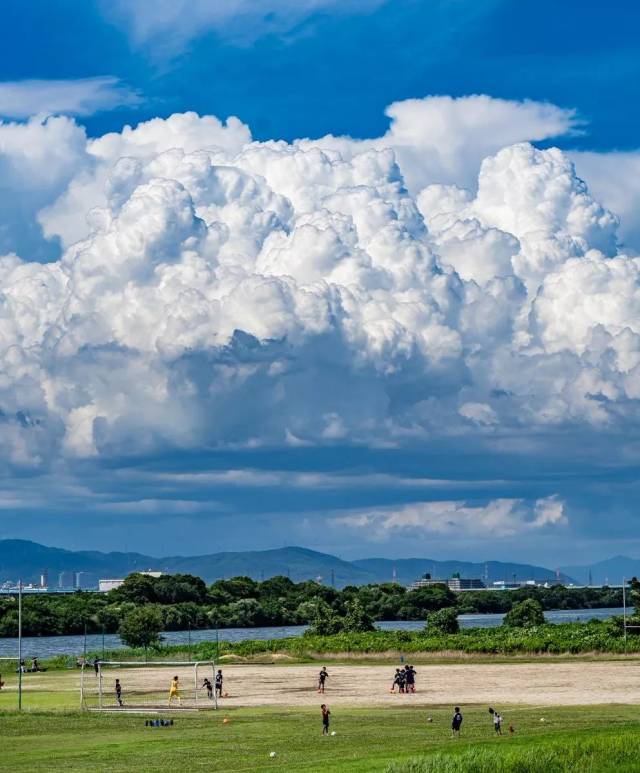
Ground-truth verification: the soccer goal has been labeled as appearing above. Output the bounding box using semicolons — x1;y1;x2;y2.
80;660;217;711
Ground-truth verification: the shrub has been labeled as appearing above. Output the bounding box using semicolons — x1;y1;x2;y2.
343;599;376;633
426;606;459;634
503;598;545;628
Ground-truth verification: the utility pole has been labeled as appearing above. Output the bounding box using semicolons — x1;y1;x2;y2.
18;579;22;711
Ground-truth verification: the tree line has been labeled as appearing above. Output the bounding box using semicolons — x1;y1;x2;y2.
0;571;625;640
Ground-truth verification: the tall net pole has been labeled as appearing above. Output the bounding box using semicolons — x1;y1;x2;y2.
623;577;628;654
18;580;22;711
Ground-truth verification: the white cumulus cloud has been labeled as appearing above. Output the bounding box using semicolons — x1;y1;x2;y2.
332;496;567;540
0;95;637;474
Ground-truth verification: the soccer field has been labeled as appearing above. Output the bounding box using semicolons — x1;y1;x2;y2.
1;663;640;770
2;660;640;711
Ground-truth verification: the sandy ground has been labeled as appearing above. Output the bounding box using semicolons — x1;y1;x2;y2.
85;662;640;708
7;661;640;708
213;662;640;708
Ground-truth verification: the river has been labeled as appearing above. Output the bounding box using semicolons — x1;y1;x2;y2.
0;607;625;660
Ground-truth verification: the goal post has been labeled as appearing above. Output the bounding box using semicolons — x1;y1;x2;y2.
81;660;217;711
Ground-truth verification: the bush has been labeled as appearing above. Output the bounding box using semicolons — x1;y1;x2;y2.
306;601;344;636
426;606;459;634
503;599;545;628
343;599;376;633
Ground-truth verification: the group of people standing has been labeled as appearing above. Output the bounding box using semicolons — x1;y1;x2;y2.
391;665;416;693
202;669;224;701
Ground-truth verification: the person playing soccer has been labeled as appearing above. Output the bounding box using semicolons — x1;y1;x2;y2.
115;678;124;707
493;710;503;735
451;706;463;738
318;667;329;694
203;677;213;700
397;668;406;694
168;675;181;706
321;704;331;735
405;665;416;693
215;669;223;698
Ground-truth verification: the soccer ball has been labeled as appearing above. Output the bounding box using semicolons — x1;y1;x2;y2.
427;716;433;723
331;731;337;736
540;718;545;722
223;717;230;724
270;752;277;758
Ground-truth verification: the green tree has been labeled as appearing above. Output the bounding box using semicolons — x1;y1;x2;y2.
398;585;456;619
118;606;163;652
154;574;208;604
307;601;344;636
343;599;375;633
426;606;459;634
503;598;545;628
112;573;157;604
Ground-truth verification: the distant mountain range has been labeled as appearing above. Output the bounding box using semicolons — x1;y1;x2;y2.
559;556;640;587
0;539;585;589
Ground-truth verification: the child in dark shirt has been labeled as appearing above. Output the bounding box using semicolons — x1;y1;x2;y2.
451;706;463;738
321;704;331;735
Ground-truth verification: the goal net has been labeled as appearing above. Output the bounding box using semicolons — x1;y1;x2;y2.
81;660;217;711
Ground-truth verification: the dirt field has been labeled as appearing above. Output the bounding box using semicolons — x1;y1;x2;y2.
216;662;640;707
77;661;640;708
6;661;640;708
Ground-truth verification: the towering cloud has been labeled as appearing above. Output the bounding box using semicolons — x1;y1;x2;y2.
0;96;636;474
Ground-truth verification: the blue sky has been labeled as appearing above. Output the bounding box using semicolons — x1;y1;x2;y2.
0;0;639;566
2;0;638;148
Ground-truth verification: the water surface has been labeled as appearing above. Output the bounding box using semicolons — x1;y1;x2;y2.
0;607;625;659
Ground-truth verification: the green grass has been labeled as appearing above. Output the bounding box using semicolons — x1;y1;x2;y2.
1;704;640;772
386;732;640;772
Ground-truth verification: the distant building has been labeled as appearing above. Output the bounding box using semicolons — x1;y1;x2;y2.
447;577;486;591
99;570;164;593
408;578;447;591
58;571;74;589
39;569;48;588
408;572;447;591
99;578;125;592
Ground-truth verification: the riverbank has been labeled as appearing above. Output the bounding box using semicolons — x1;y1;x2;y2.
0;608;625;660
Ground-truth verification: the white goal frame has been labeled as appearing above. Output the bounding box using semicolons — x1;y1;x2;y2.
80;660;217;711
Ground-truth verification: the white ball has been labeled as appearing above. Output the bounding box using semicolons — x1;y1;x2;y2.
540;718;545;722
270;752;277;757
331;731;337;736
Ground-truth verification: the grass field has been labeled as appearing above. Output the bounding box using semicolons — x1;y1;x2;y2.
2;704;640;772
2;664;640;771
